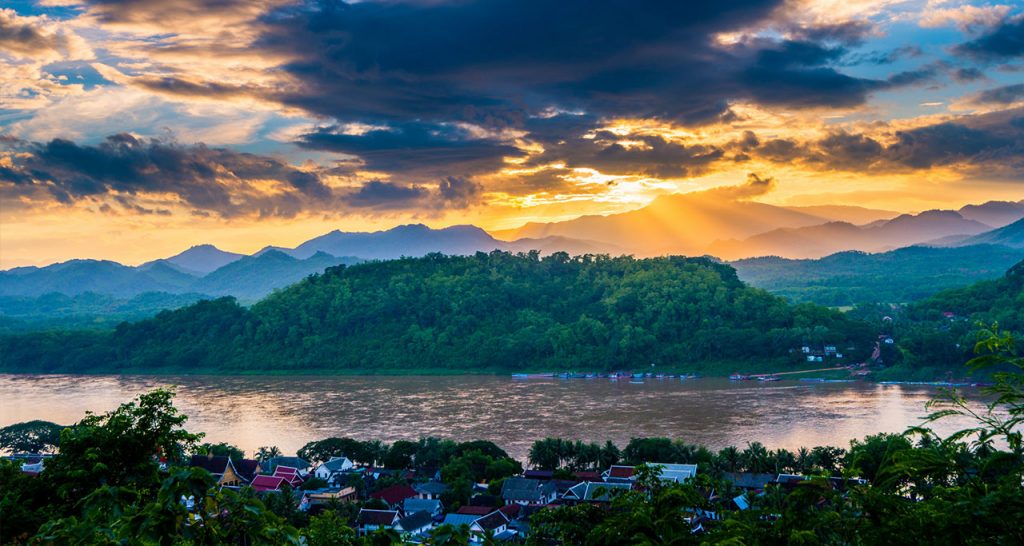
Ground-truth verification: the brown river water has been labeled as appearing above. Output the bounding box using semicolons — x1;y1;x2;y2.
0;374;991;462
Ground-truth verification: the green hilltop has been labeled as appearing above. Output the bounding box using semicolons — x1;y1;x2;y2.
0;252;874;374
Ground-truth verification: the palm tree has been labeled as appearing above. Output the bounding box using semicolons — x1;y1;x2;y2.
256;445;282;463
741;442;771;473
795;447;812;474
717;446;741;472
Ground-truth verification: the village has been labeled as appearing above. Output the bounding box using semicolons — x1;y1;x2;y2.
7;447;867;544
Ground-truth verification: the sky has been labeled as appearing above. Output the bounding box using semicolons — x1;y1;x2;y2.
1;0;1023;267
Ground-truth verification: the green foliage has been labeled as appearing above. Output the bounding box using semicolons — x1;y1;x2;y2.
878;259;1024;377
255;445;282;462
41;389;202;514
34;468;302;545
0;458;51;543
305;509;357;546
194;442;245;461
0;420;63;454
440;449;523;507
731;245;1024;306
297;437;384;465
0;291;208;334
0;253;875;373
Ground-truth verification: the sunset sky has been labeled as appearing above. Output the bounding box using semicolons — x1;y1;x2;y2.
1;0;1023;267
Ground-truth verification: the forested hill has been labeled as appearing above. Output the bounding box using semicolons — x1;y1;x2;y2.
912;258;1024;328
0;253;876;373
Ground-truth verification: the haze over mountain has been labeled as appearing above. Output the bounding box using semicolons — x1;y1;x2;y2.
261;224;621;260
0;260;197;299
956;201;1024;229
706;206;1018;260
141;244;244;275
495;193;1024;260
492;183;832;255
4;198;1022;306
0;225;611;301
936;217;1024;249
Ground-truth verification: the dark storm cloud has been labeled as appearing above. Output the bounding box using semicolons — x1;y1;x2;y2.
297;122;523;177
0;133;334;217
437;176;483;208
342;180;428;209
0;133;488;215
973;83;1024;105
524;124;725;179
883;121;1017;169
256;0;906;129
953;15;1024;61
341;177;483;210
746;108;1024;173
738;39;933;108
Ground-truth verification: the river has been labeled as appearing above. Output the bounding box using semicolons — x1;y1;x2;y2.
0;374;991;461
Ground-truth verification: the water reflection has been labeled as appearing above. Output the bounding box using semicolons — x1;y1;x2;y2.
0;375;991;461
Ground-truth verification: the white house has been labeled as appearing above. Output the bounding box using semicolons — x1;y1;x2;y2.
313;456;354;483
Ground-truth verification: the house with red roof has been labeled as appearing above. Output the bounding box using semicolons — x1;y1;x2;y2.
250;475;288;492
602;465;636;483
369;484;419;508
456;505;495;516
272;465;304;487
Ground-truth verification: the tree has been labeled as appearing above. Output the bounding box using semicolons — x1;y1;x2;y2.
41;389;202;514
305;510;357;546
383;439;417;469
0;420;63;454
256;445;282;463
0;458;51;543
194;441;245;461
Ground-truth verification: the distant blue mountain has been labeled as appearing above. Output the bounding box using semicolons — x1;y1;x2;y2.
141;244;244;275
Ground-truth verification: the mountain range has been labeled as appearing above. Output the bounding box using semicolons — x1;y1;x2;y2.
2;198;1022;313
730;244;1024;306
493;195;1024;259
0;251;360;301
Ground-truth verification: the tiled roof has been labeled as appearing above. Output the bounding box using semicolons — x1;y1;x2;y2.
498;504;521;519
396;510;433;532
414;481;448;495
442;514;479;527
267;457;310;471
606;466;635;479
474;511;510;531
456;505;494;515
189;455;231;475
251;475;287;492
357;509;399;527
403;497;442;514
370;484;419;505
564;481;631;501
500;478;554;501
321;457;352;471
234;459;261;482
649;463;697;483
273;465;303;485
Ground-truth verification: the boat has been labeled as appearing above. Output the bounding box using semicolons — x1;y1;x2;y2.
757;375;780;382
729;373;750;381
